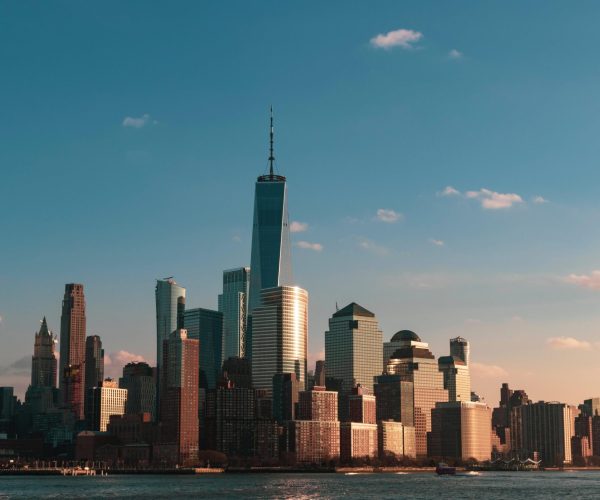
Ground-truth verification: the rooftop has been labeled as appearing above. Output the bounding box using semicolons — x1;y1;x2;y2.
332;302;375;318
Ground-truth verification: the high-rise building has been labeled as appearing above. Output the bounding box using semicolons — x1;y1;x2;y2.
273;372;300;423
119;362;156;418
247;111;293;359
251;286;307;396
218;267;250;359
31;317;57;388
314;360;326;387
324;303;383;401
160;328;199;464
384;330;448;457
341;385;378;464
84;336;104;394
59;283;87;419
581;398;600;417
221;356;252;389
377;420;417;459
348;385;376;425
374;375;414;425
88;379;127;432
383;330;416;367
183;307;223;389
511;401;573;466
430;401;492;462
438;337;471;402
155;277;186;378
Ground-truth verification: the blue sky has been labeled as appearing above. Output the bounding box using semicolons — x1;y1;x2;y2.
3;1;600;403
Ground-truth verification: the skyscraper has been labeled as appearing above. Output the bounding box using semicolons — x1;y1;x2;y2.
218;267;250;359
438;337;471;402
31;317;57;389
59;283;86;420
183;307;223;389
84;335;104;425
325;303;382;420
247;110;293;359
251;286;307;396
450;336;470;365
385;330;448;457
160;328;199;464
88;379;127;432
119;362;156;418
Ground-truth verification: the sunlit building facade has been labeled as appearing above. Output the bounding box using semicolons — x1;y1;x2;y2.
218;267;250;359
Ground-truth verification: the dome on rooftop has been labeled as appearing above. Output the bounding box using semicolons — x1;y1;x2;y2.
391;330;421;342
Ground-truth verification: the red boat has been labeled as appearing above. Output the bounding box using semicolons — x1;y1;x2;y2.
436;463;456;475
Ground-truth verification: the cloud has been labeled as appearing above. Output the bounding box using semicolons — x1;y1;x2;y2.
358;238;390;257
122;114;156;128
0;356;31;377
465;188;524;209
439;186;460;197
429;238;445;247
104;350;146;378
532;196;548;204
547;336;592;351
376;208;403;223
370;28;423;50
0;314;3;324
566;271;600;290
295;241;323;252
290;221;309;233
471;362;508;378
448;49;463;59
232;234;242;243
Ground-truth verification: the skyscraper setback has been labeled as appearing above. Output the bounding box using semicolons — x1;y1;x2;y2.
31;317;57;388
247;110;293;359
59;283;86;420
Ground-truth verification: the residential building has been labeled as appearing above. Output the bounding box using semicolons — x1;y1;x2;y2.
377;420;416;459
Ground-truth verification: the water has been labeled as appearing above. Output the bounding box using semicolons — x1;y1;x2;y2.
1;471;599;499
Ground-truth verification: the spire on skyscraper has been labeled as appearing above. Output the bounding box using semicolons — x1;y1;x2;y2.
268;106;275;177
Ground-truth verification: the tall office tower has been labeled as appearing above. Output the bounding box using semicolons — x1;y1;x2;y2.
581;398;600;417
59;283;87;419
155;277;186;375
348;385;376;424
119;362;156;418
287;387;340;464
500;382;513;407
160;329;199;464
88;379;127;432
430;401;492;462
314;360;326;387
31;317;57;388
438;337;471;402
383;330;417;366
247;110;293;359
273;373;300;423
218;267;250;359
183;307;223;390
222;356;252;389
384;330;448;457
374;374;414;425
252;286;307;396
84;336;104;394
511;401;573;466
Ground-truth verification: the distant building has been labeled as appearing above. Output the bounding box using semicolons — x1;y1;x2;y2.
31;317;57;389
374;375;414;425
430;401;492;462
160;329;199;464
384;330;448;457
59;283;87;419
348;385;376;425
581;398;600;417
378;420;416;459
340;422;378;463
218;267;250;359
383;330;416;366
314;361;326;387
252;286;307;396
88;379;127;432
221;356;252;389
84;335;104;423
273;373;299;423
511;401;572;466
438;337;471;403
119;362;156;419
184;307;223;389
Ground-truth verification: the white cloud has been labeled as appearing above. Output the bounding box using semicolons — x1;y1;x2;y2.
295;241;323;252
104;350;147;378
439;186;460;196
465;188;524;209
358;238;390;257
429;238;445;247
448;49;463;59
290;221;309;233
370;28;423;50
566;271;600;290
471;362;508;378
376;208;403;223
547;336;592;351
533;196;548;204
122;114;156;128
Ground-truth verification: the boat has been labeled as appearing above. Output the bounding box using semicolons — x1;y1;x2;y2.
436;463;456;475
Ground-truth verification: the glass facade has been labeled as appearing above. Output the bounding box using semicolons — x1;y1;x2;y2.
183;307;224;390
218;267;250;359
31;317;57;389
155;278;186;373
251;286;307;396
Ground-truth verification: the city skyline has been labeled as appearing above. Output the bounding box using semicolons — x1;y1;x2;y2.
5;1;600;408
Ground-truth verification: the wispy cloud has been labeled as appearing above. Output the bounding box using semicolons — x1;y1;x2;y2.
0;355;31;376
295;241;323;252
471;362;508;378
358;238;390;257
376;208;403;223
566;271;600;290
429;238;445;247
465;188;524;209
547;336;592;351
122;114;156;128
532;196;548;204
439;186;460;197
448;49;463;59
370;28;423;50
290;221;309;233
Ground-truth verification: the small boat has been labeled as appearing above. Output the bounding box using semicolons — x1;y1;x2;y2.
436;463;456;475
